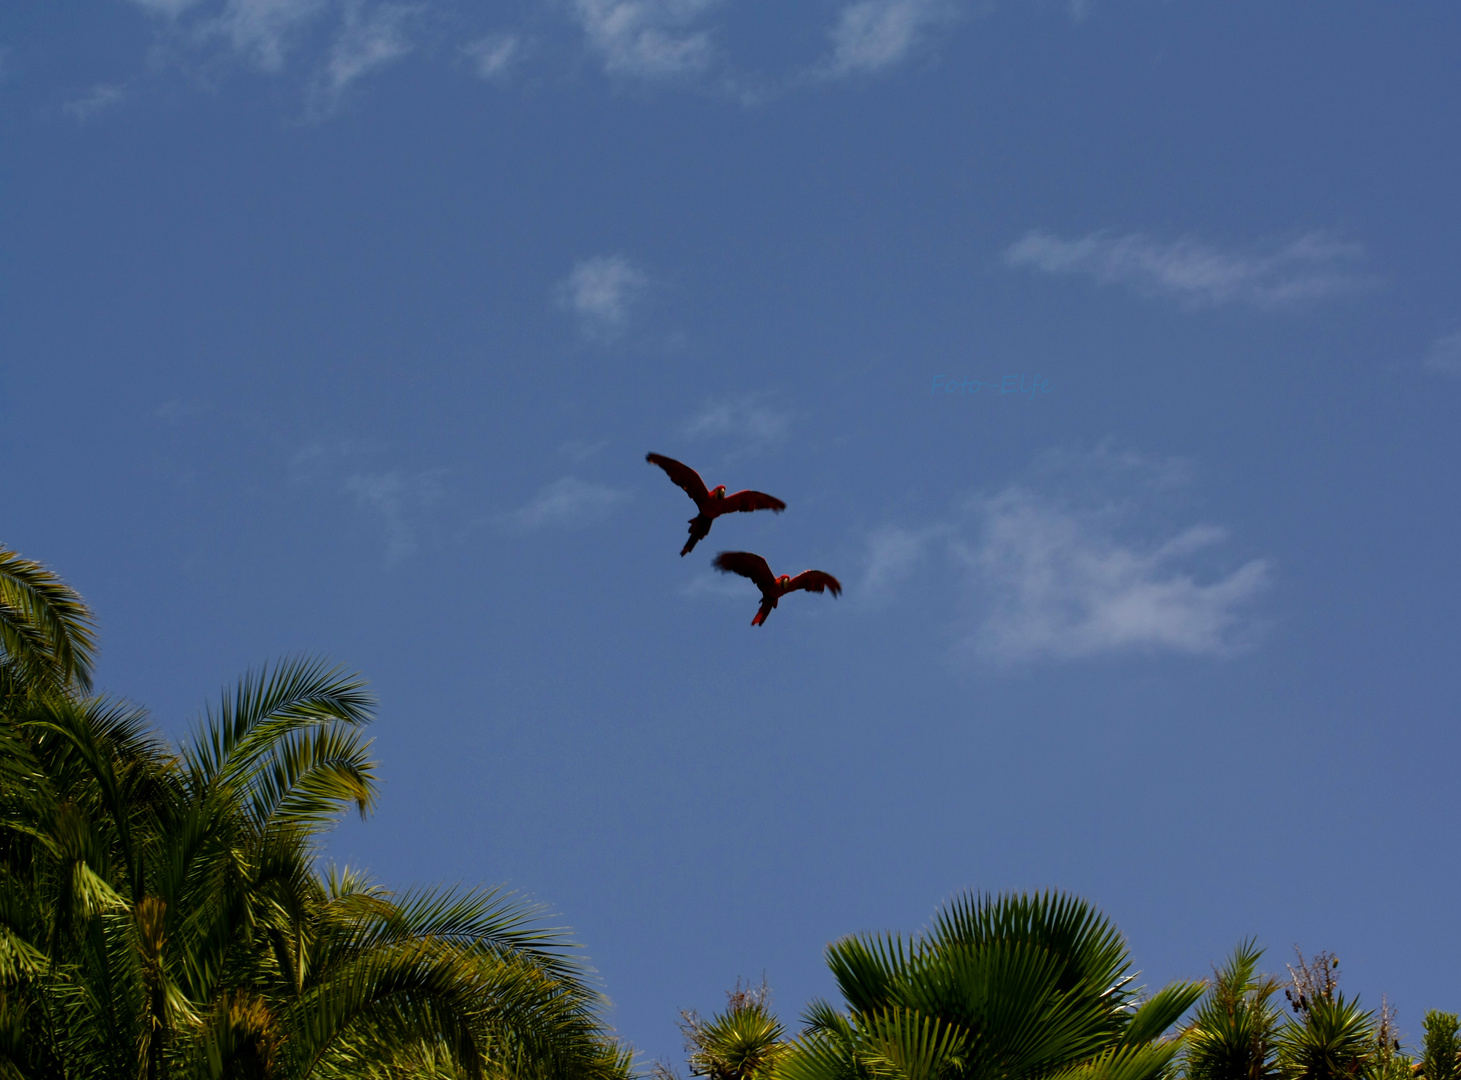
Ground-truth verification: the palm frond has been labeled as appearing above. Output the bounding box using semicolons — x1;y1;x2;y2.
1122;982;1205;1046
0;546;97;694
183;658;374;795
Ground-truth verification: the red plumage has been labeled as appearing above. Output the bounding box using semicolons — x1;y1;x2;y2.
646;453;786;556
713;551;842;626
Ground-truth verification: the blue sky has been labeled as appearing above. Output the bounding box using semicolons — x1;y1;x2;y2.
4;0;1461;1065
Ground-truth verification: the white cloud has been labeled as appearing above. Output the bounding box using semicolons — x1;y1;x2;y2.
559;438;609;462
679;571;748;599
557;255;649;338
570;0;715;78
154;399;210;422
681;396;790;454
501;477;628;530
64;83;129;120
1424;331;1461;376
955;485;1269;663
204;0;331;71
860;524;944;597
126;0;207;14
316;0;414;103
1005;229;1373;309
344;469;446;561
464;32;521;79
860;446;1270;664
287;439;377;484
824;0;951;76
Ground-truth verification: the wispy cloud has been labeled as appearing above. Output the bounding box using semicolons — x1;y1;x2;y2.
110;0;967;110
464;32;521;79
345;468;447;561
121;0;406;103
570;0;715;78
679;570;748;599
1424;330;1461;376
201;0;331;71
127;0;206;14
556;254;649;339
1005;229;1373;309
501;477;628;531
559;438;609;463
858;445;1270;664
309;0;415;111
860;524;945;597
287;439;378;485
956;485;1269;663
154;398;210;423
680;396;791;455
823;0;951;76
64;83;130;120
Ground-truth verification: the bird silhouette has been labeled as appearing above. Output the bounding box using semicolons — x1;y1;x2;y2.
646;453;786;556
713;551;842;626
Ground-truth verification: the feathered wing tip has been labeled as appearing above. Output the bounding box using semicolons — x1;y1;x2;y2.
788;570;842;597
647;452;710;506
682;517;712;556
712;551;777;592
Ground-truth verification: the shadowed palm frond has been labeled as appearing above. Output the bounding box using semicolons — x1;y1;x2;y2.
245;722;378;827
1045;1040;1186;1080
183;657;374;797
1121;982;1205;1047
0;546;97;695
785;893;1195;1080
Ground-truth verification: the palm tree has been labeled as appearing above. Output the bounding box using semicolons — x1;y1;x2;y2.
1420;1012;1459;1080
0;548;630;1080
1182;941;1281;1080
1272;952;1373;1080
0;545;96;701
780;892;1204;1080
671;981;791;1080
1274;997;1373;1080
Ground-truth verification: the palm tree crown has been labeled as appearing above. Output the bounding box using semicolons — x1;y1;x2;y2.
781;892;1204;1080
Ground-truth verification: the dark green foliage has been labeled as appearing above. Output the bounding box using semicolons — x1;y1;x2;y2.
1422;1012;1459;1080
0;545;97;700
674;981;792;1080
1184;941;1281;1080
781;892;1204;1080
1276;995;1374;1080
0;547;631;1080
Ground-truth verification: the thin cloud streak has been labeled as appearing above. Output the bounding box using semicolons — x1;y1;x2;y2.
318;0;416;101
557;255;649;338
113;0;969;110
64;83;130;119
956;486;1270;663
823;0;951;76
464;32;521;79
680;397;791;455
1005;229;1373;309
203;0;331;71
501;477;628;531
859;524;945;598
570;0;715;78
1424;331;1461;376
857;445;1271;664
344;468;447;562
